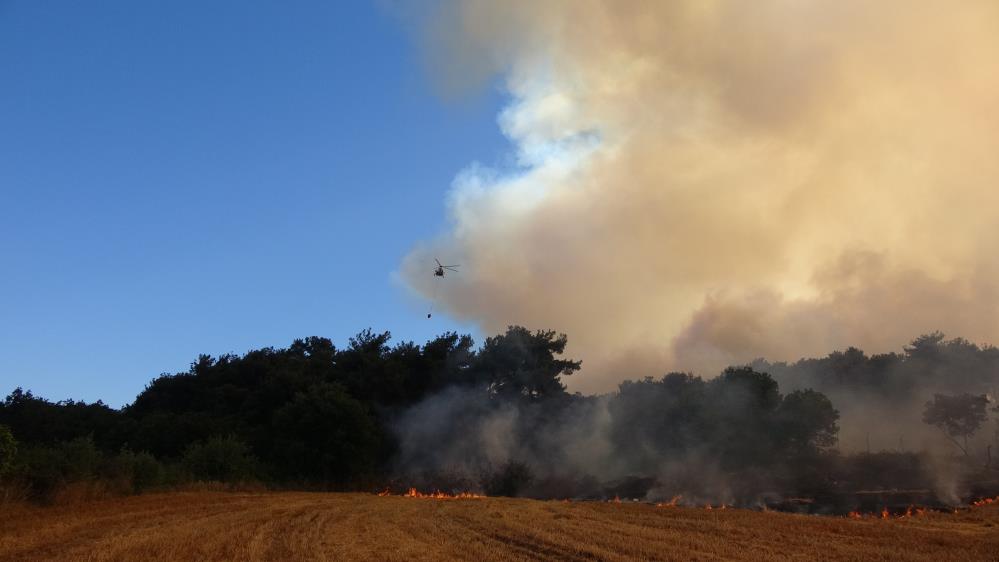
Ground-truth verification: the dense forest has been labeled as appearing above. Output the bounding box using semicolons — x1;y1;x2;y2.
1;327;997;509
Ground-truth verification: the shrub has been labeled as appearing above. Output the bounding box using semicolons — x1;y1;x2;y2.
0;425;15;477
130;451;164;491
58;436;101;481
16;446;67;499
103;450;165;493
182;436;259;483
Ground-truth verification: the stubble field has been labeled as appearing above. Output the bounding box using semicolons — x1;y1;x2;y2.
1;492;996;561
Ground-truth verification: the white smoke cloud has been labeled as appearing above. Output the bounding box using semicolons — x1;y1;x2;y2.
401;0;999;392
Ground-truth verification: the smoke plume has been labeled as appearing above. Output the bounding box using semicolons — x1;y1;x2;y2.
401;1;999;392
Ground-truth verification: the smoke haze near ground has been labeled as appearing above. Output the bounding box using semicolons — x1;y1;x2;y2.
388;331;999;506
400;1;999;393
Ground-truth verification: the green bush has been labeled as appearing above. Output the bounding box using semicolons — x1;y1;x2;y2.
130;451;164;491
16;446;67;499
12;436;102;499
0;425;15;477
58;436;101;481
103;450;165;493
182;436;259;483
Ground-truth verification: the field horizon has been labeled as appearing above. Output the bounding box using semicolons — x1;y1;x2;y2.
1;491;996;561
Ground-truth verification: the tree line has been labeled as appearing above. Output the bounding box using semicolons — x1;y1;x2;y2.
0;327;995;504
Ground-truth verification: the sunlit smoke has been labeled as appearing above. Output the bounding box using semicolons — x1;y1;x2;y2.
401;0;999;392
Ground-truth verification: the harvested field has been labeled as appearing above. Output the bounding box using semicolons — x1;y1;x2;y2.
1;492;996;561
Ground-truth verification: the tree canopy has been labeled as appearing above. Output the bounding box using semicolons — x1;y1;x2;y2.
922;393;990;455
9;327;992;502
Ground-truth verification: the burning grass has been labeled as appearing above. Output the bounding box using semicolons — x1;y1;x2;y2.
971;496;998;507
1;491;996;561
378;487;485;499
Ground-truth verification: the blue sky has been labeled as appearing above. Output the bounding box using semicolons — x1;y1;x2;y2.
0;1;509;406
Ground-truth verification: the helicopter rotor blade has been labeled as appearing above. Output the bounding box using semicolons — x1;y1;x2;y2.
435;258;443;267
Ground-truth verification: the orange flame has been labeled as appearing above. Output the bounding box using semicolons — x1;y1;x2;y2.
377;487;484;499
848;506;928;519
972;496;998;507
656;495;682;508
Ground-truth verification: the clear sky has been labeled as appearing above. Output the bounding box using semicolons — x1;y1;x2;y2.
0;1;508;407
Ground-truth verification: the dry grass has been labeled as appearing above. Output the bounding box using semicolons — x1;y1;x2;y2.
1;492;996;561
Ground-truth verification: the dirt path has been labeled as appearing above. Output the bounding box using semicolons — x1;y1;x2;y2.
1;492;995;561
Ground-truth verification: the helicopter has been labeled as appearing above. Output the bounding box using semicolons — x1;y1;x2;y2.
434;258;459;277
428;258;459;318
